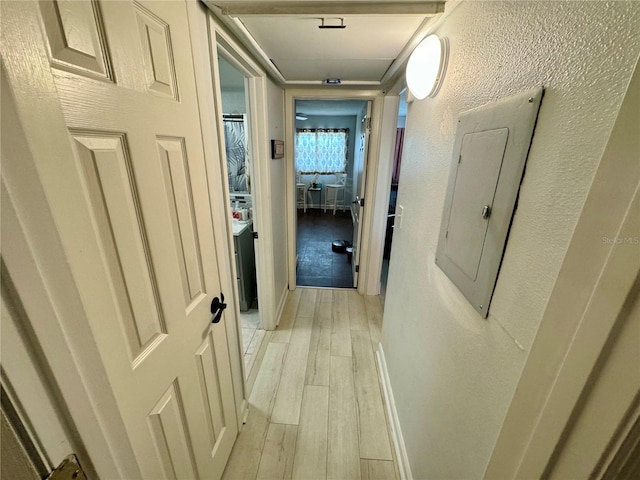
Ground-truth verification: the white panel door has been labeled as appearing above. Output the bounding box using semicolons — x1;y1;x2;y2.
1;1;237;478
352;101;373;287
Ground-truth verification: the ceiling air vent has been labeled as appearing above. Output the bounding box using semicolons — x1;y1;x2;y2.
318;18;346;29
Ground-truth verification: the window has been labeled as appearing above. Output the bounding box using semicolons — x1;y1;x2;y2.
295;128;348;173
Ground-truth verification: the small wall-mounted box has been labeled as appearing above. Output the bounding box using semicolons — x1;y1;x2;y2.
435;87;544;318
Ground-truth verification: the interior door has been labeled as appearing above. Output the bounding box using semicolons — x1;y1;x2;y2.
1;1;237;478
352;101;373;286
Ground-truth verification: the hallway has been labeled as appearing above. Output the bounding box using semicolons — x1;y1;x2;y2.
222;288;397;480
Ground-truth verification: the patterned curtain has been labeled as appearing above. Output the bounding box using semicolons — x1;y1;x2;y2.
295;128;348;173
223;115;248;192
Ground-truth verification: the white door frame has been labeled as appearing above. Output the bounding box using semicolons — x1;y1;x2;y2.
186;1;248;427
362;94;402;295
484;56;640;479
352;100;372;287
207;14;277;333
285;88;384;294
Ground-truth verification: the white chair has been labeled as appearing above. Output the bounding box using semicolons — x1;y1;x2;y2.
324;173;347;214
296;172;308;212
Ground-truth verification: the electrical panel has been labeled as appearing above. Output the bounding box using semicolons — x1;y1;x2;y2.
435;87;544;317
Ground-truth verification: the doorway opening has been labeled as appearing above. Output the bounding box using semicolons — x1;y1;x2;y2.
294;99;370;289
216;53;265;375
380;91;407;301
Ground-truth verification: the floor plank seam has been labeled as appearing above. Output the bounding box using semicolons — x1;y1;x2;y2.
227;289;398;480
265;342;290;425
324;382;331;480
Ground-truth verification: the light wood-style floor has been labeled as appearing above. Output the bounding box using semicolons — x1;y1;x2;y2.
222;287;398;480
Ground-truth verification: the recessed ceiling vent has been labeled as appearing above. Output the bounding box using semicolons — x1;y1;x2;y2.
319;18;346;29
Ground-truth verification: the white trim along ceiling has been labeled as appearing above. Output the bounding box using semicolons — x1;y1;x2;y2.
203;1;446;89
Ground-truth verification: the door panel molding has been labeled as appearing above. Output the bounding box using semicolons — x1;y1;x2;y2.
72;131;169;361
195;333;227;447
156;136;207;309
1;3;140;473
147;380;198;478
134;1;179;100
39;0;114;81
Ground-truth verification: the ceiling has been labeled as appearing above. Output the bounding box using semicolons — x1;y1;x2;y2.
294;96;406;119
296;99;367;116
204;1;446;88
240;15;425;83
217;48;368;116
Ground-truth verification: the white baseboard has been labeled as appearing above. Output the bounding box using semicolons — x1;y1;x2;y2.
274;286;288;329
239;398;249;428
376;344;413;480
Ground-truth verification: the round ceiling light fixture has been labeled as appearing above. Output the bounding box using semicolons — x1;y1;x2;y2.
406;34;448;100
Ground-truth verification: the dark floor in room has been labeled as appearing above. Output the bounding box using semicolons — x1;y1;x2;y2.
297;209;354;288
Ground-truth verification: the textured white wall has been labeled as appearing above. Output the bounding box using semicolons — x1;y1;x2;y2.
266;79;288;307
381;1;640;478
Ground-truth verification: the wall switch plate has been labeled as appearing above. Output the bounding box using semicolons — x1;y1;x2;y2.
397;205;404;229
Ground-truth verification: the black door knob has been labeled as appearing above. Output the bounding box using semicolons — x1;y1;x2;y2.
210;293;227;324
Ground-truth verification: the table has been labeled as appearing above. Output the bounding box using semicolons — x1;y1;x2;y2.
307;186;322;209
